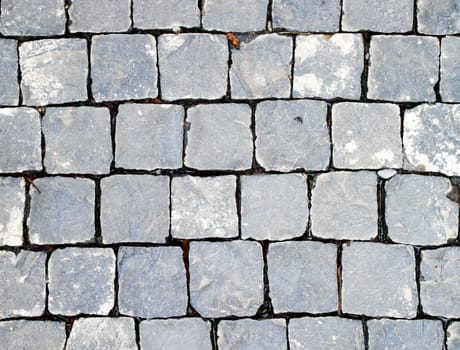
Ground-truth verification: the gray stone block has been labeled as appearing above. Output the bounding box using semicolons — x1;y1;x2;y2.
418;0;460;35
342;242;417;318
0;321;66;350
255;100;330;171
441;36;460;102
118;247;187;318
0;39;18;105
241;174;308;240
448;322;460;350
294;34;363;99
0;178;24;246
189;241;264;317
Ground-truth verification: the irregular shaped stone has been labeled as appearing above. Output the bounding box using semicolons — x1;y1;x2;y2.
241;174;308;240
268;241;337;313
101;175;169;243
28;177;95;244
417;0;460;35
0;39;18;105
386;175;458;245
377;168;397;179
171;176;238;239
231;34;292;99
448;322;460;350
115;104;184;170
158;34;228;99
0;321;66;350
404;104;460;176
332;102;402;169
0;251;46;319
185;104;253;170
342;242;417;318
118;247;187;318
0;178;24;246
43;107;112;174
441;36;460;102
311;171;377;240
189;241;264;317
294;34;363;99
368;36;439;102
91;34;157;102
255;100;330;171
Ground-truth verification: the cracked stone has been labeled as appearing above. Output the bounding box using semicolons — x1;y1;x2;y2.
0;321;66;350
0;178;24;246
441;36;460;102
417;0;460;35
0;39;18;105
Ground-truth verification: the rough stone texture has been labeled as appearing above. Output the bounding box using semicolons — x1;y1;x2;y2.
230;34;292;99
289;317;365;350
441;36;460;102
0;321;66;350
0;178;24;246
368;36;439;102
218;319;287;350
342;242;417;318
332;103;402;169
294;34;363;99
91;34;157;102
189;241;264;318
417;0;460;35
0;108;42;172
404;104;460;176
268;241;338;313
28;177;95;244
140;319;212;350
185;104;253;170
43;107;112;174
386;175;458;245
0;39;18;105
255;100;330;171
448;322;460;350
241;174;309;240
0;251;46;319
115;104;184;170
101;175;169;244
118;247;187;318
311;171;377;240
171;176;238;239
158;34;228;100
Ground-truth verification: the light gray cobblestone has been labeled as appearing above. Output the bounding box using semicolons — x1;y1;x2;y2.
441;36;460;102
0;178;24;246
448;322;460;350
0;39;19;105
417;0;460;35
0;321;66;350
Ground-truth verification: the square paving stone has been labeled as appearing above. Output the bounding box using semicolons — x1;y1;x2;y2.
448;322;460;350
332;102;402;169
0;251;46;319
28;177;95;245
158;34;228;100
0;178;24;246
342;242;417;318
441;36;460;102
101;175;169;244
311;171;377;240
91;34;158;102
171;176;238;239
230;34;292;99
386;175;458;245
43;107;112;174
115;104;184;170
185;104;253;170
368;36;439;102
268;241;338;313
118;247;188;318
293;34;363;99
189;241;264;318
0;321;66;350
255;100;330;171
241;174;308;240
417;0;460;35
0;39;19;105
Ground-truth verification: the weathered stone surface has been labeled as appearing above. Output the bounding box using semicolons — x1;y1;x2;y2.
441;36;460;102
255;100;330;171
140;319;212;350
189;241;264;317
158;34;228;99
404;104;460;176
268;241;337;313
185;104;253;170
91;34;157;102
118;247;187;318
368;36;439;102
0;178;24;246
241;174;308;240
0;39;18;105
418;0;460;35
289;317;365;350
218;319;287;350
115;104;184;170
0;251;46;319
0;321;66;350
171;176;238;239
294;34;363;99
101;175;169;243
28;177;94;244
311;171;377;240
43;107;112;174
0;108;42;172
332;103;402;169
342;242;417;318
386;175;458;245
448;322;460;350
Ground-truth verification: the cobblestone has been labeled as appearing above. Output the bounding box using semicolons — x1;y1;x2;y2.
417;0;460;35
0;321;66;350
441;36;460;102
0;178;24;246
448;322;460;350
0;39;18;105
